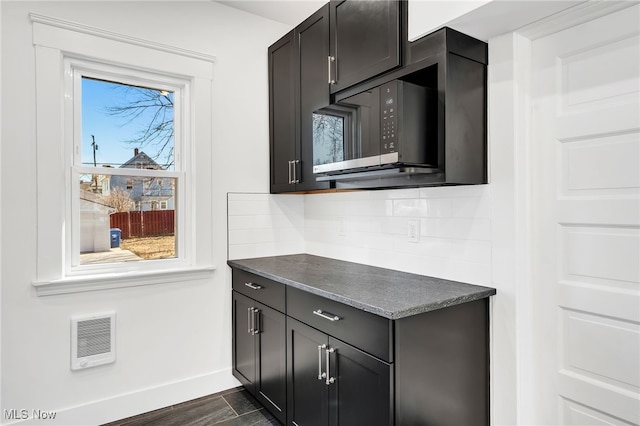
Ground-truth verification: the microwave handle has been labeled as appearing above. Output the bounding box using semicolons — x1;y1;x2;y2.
327;56;335;85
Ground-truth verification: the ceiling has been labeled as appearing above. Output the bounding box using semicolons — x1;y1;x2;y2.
216;1;325;26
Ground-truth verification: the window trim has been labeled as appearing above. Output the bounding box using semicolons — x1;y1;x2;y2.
31;13;216;295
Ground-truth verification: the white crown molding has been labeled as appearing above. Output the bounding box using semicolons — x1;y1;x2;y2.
29;12;216;64
517;0;639;41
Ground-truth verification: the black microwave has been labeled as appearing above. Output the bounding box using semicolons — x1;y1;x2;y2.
312;80;437;176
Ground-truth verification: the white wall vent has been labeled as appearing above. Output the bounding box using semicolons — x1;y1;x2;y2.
71;312;116;370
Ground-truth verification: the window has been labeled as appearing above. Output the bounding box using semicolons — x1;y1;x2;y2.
31;14;215;295
73;65;183;268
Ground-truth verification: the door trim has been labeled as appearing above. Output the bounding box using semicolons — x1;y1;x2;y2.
490;1;640;424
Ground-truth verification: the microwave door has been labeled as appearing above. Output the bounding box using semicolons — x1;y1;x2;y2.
312;106;352;172
312;89;381;174
342;89;380;162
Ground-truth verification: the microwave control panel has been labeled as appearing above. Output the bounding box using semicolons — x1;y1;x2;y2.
381;82;398;153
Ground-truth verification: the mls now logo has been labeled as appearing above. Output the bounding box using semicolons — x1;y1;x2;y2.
4;409;57;420
3;409;28;420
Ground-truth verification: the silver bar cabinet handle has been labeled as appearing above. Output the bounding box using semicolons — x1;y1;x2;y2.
313;309;341;322
325;347;336;385
252;308;260;335
327;56;335;84
244;282;262;290
318;344;327;380
247;307;253;334
293;159;300;184
288;160;293;184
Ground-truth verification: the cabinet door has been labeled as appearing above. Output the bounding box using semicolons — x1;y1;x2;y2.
287;318;329;426
329;0;401;94
255;303;287;424
328;337;393;426
296;4;331;192
269;31;297;193
232;291;256;393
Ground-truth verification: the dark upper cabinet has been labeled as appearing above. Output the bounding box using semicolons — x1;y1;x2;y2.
295;5;331;192
269;0;402;193
268;3;488;192
329;0;402;93
268;31;297;193
269;10;331;193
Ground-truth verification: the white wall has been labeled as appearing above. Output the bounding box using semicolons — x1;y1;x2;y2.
408;0;491;41
0;2;287;424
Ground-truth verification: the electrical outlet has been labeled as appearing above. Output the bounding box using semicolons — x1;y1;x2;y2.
407;220;419;243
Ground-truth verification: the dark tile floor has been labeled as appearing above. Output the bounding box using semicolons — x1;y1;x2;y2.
103;387;281;426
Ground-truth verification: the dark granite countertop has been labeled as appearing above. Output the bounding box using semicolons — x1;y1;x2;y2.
227;254;496;320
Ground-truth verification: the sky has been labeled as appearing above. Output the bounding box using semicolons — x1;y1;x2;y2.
81;78;174;169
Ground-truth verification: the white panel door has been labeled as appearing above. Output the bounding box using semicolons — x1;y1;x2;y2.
530;4;640;425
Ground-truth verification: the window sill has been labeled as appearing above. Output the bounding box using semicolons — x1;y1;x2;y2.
32;266;215;296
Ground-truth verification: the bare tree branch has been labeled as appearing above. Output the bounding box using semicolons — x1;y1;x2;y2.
104;86;174;168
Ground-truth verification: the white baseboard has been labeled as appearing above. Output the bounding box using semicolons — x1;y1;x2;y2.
9;369;241;426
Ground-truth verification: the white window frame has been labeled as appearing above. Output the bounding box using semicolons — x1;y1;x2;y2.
31;13;215;295
69;60;187;274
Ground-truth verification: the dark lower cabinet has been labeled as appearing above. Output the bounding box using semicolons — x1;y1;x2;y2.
232;291;257;390
286;319;328;426
232;291;287;424
231;267;490;426
286;318;392;426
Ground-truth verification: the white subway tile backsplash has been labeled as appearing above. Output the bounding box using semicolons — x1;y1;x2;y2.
420;218;492;241
425;198;453;217
449;239;492;263
450;196;491;218
228;199;274;216
227;185;493;285
228;193;305;260
392;199;428;217
229;241;305;261
228;193;272;202
369;188;421;200
419;184;490;199
345;198;389;217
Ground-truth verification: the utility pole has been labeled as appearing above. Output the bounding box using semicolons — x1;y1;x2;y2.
91;134;98;167
91;135;98;192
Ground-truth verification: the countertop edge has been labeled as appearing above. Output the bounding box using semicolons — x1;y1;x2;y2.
227;257;496;320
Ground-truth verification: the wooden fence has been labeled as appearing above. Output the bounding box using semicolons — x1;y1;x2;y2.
110;210;175;239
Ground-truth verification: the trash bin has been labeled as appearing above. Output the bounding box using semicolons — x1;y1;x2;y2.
110;228;121;248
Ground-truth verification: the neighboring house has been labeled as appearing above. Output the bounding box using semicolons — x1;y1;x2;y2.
79;189;115;253
110;148;175;211
80;173;111;195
